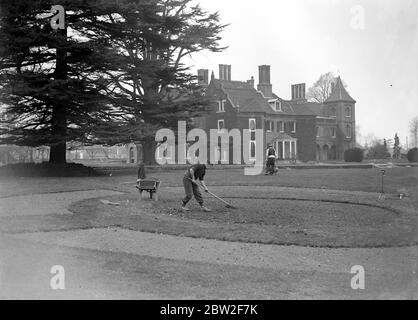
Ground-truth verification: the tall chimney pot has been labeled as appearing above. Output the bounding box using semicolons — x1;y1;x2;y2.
219;64;231;81
197;69;209;86
257;65;273;98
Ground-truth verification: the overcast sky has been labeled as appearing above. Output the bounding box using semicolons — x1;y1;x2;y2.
187;0;418;147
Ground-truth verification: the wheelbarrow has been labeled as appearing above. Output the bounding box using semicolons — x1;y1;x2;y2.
135;163;161;201
136;178;161;201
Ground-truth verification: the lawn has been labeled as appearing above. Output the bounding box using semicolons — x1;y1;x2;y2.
2;166;416;248
2;166;416;196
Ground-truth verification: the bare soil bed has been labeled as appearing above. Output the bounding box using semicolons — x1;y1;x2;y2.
68;186;418;248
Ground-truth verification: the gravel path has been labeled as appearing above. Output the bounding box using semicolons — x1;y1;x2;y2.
7;227;418;276
1;188;417;299
2;188;417;275
0;190;122;217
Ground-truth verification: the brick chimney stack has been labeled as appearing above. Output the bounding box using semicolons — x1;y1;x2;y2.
219;64;231;81
197;69;209;86
257;65;273;98
246;76;254;88
291;83;306;101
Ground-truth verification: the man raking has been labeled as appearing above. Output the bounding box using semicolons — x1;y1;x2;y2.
181;163;211;212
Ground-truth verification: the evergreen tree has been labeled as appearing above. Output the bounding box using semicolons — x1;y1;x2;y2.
0;0;122;163
90;0;226;163
0;0;226;165
393;133;401;159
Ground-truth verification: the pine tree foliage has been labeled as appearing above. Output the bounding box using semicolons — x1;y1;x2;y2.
90;0;227;145
0;0;226;164
0;0;123;163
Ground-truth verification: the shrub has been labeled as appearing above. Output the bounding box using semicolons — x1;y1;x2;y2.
407;148;418;163
0;162;101;177
344;148;364;162
365;143;391;159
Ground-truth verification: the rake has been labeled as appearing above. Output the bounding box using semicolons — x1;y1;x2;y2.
206;189;238;209
186;177;237;209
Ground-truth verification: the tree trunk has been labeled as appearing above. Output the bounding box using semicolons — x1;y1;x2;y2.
49;23;68;164
142;139;156;165
49;143;67;164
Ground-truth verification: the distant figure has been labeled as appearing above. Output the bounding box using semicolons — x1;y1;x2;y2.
137;162;146;181
265;144;277;175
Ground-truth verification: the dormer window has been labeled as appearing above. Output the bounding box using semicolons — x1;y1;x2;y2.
218;99;226;112
269;99;282;112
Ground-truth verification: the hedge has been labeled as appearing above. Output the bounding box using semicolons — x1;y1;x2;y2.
407;148;418;163
344;148;364;163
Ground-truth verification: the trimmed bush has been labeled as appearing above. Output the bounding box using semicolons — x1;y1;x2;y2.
0;162;101;177
365;143;391;159
344;148;364;163
407;148;418;163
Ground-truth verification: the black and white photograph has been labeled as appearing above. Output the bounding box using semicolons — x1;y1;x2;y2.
0;0;417;304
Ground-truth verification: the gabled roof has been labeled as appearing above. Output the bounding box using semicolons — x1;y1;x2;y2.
210;79;316;116
294;101;325;116
287;101;319;116
325;77;356;103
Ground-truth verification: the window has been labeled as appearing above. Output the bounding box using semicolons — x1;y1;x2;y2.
279;121;284;133
249;118;256;131
330;106;336;118
316;127;321;137
218;99;226;112
276;101;282;112
284;121;291;133
331;127;336;138
346;124;352;138
249;141;256;161
345;106;351;118
265;120;271;132
218;119;225;132
291;121;296;133
249;118;256;141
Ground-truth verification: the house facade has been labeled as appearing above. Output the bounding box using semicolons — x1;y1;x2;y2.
195;64;356;163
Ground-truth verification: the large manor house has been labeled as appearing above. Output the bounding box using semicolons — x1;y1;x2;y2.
1;63;357;165
194;64;357;163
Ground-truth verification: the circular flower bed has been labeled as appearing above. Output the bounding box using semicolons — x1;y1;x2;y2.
69;186;418;248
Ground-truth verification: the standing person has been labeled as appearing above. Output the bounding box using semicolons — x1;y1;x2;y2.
182;163;211;212
137;162;146;181
265;144;277;175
